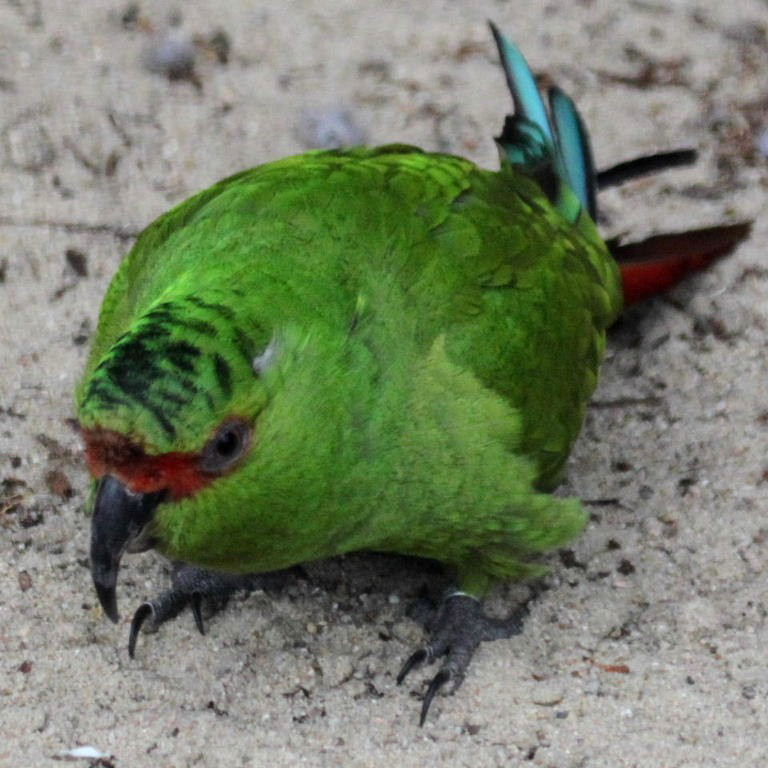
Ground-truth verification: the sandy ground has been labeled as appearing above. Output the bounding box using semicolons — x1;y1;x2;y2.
1;1;767;766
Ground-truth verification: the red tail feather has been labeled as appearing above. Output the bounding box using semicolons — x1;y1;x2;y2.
612;223;752;306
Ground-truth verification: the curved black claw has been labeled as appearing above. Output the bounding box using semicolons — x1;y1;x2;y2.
128;603;154;658
420;669;451;727
398;593;529;726
397;648;428;685
191;593;205;635
125;563;302;658
95;581;120;625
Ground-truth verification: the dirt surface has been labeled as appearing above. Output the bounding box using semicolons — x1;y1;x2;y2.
1;2;766;766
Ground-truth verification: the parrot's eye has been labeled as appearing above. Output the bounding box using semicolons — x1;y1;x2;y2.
200;420;252;474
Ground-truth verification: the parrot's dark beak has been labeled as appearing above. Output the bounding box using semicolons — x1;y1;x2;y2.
90;475;165;623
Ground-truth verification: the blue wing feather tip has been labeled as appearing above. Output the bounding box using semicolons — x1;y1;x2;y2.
548;86;597;219
489;23;553;147
489;22;596;220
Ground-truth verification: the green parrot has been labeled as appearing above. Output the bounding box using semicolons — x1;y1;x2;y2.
78;23;750;724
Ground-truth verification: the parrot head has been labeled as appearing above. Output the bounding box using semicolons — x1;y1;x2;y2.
78;295;273;622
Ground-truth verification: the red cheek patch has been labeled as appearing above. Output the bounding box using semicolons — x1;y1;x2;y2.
82;427;215;500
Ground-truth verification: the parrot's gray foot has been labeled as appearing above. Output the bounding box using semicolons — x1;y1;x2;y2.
128;563;302;658
397;593;527;726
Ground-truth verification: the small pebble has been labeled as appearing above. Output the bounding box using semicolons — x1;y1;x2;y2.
208;29;231;64
65;249;88;277
295;107;367;149
18;570;32;591
531;683;565;706
144;30;196;79
5;119;56;171
317;653;354;687
120;3;140;29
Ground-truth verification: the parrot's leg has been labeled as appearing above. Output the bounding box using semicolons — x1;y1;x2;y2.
128;563;303;658
397;593;529;726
